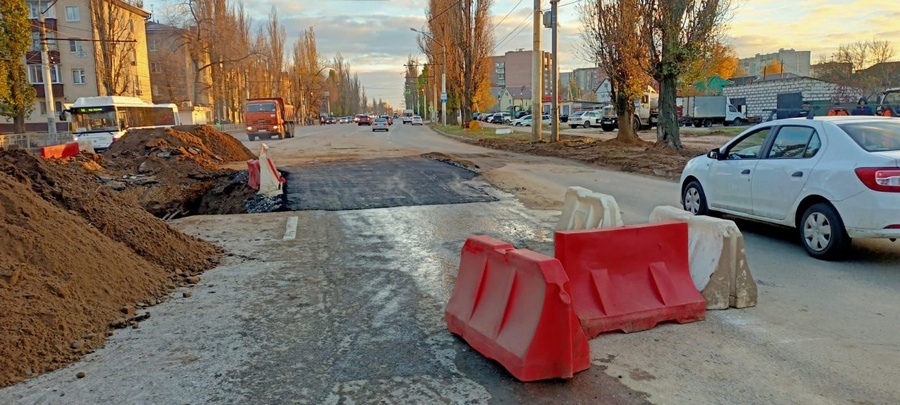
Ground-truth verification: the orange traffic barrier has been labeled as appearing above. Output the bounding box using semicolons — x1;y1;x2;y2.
446;235;590;381
40;142;80;159
555;222;706;337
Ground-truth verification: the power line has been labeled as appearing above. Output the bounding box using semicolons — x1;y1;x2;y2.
428;0;464;23
492;12;532;53
492;0;524;31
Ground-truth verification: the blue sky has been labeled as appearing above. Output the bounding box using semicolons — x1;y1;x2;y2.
146;0;900;109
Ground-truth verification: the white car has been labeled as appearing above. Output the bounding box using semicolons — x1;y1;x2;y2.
372;117;389;132
511;115;532;126
569;110;601;128
411;116;423;125
525;114;551;127
679;116;900;260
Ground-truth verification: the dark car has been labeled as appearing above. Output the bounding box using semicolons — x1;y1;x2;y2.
356;114;372;126
489;113;509;124
325;116;337;124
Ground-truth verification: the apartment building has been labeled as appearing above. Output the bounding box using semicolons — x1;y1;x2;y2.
146;21;212;108
739;48;811;77
490;49;553;97
3;0;152;132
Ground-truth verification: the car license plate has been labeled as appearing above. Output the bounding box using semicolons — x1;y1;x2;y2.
259;129;267;132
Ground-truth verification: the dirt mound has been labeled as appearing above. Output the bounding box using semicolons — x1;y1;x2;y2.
473;135;706;179
0;149;221;387
97;125;257;217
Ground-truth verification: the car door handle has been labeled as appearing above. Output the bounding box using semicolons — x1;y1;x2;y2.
792;171;803;178
741;169;751;175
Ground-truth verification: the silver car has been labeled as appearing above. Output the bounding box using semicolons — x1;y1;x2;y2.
372;117;389;132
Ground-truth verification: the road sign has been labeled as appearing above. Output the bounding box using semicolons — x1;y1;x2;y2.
440;92;447;103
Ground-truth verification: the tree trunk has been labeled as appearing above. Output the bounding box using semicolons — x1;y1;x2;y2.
613;93;640;142
656;74;682;148
13;111;26;134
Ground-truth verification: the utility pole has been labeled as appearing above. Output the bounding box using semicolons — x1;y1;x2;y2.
38;0;58;141
531;0;542;142
549;0;559;142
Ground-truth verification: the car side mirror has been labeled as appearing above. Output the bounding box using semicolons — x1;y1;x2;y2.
707;149;721;160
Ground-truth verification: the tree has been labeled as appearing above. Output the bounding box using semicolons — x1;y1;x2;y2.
580;0;648;142
679;41;743;95
424;0;463;124
761;59;783;78
815;39;897;100
638;0;732;148
0;0;35;133
90;0;141;96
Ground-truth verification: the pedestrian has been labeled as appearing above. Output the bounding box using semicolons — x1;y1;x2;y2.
852;98;874;116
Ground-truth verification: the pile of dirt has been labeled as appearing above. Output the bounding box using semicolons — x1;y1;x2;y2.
0;148;222;387
471;135;706;179
97;125;257;217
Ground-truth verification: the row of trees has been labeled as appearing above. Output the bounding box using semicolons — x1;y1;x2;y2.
0;0;35;132
419;0;495;125
163;1;372;122
581;0;732;147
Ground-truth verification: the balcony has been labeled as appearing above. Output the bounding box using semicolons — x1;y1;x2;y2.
26;50;60;65
30;18;56;32
33;84;64;98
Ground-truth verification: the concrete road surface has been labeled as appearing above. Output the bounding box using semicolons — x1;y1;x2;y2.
2;122;898;404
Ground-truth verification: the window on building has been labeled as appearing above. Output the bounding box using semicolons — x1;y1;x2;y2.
28;2;40;19
38;101;62;117
65;6;79;22
28;65;61;84
73;69;86;84
31;32;58;52
69;40;85;54
149;39;158;52
150;62;162;74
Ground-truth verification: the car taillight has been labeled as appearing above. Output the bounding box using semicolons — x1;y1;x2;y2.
855;167;900;192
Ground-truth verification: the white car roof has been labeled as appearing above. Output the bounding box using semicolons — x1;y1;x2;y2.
777;116;897;125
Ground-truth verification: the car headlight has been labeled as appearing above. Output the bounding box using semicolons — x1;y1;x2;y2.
246;127;252;131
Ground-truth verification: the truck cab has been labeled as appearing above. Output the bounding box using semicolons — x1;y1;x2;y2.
877;88;900;117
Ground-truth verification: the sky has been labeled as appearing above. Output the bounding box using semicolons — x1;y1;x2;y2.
145;0;900;109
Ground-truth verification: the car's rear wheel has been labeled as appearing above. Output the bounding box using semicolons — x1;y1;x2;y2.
682;181;709;215
799;203;850;260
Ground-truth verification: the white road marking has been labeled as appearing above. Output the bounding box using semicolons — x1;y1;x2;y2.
283;216;299;240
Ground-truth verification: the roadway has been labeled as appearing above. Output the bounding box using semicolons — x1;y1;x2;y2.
2;121;897;404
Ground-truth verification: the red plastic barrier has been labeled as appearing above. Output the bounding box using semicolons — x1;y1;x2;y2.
446;236;590;381
247;160;260;190
555;222;706;338
40;142;80;159
265;156;285;184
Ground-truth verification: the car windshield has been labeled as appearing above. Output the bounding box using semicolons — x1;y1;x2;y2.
838;121;900;152
883;91;900;105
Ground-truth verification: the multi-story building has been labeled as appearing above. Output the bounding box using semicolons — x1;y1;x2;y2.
572;67;603;99
739;48;811;78
490;49;553;97
146;22;212;111
2;0;152;132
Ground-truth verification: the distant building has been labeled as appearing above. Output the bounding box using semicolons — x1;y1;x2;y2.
491;49;552;97
145;22;212;109
739;49;811;77
498;86;533;113
572;67;604;99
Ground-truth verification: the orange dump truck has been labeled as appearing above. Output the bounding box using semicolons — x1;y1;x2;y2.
244;98;296;141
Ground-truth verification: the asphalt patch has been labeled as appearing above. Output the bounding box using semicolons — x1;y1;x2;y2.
281;157;498;211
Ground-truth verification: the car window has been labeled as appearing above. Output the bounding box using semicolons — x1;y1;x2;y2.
768;126;817;159
839;121;900;152
804;133;821;158
727;128;771;160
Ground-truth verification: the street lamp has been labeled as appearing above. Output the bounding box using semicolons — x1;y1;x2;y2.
410;28;446;126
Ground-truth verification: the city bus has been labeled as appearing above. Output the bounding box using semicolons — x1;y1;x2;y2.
64;96;180;151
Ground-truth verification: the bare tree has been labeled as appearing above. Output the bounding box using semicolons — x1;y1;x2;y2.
90;0;140;96
638;0;731;148
266;6;286;97
580;0;648;142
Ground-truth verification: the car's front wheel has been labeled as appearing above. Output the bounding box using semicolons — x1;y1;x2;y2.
682;181;709;215
799;203;850;260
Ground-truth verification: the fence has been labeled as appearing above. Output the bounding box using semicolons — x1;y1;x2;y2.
0;132;74;153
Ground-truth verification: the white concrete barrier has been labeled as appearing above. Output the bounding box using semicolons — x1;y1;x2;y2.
258;143;284;197
555;186;624;231
495;128;513;135
649;206;757;310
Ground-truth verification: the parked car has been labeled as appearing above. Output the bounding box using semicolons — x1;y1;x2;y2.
356;114;372;125
481;113;494;122
600;105;618;131
511;115;532;126
411;115;423;125
515;111;529;119
490;113;510;124
372;117;390;132
473;112;482;121
522;114;551;127
679;116;900;260
570;110;602;128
